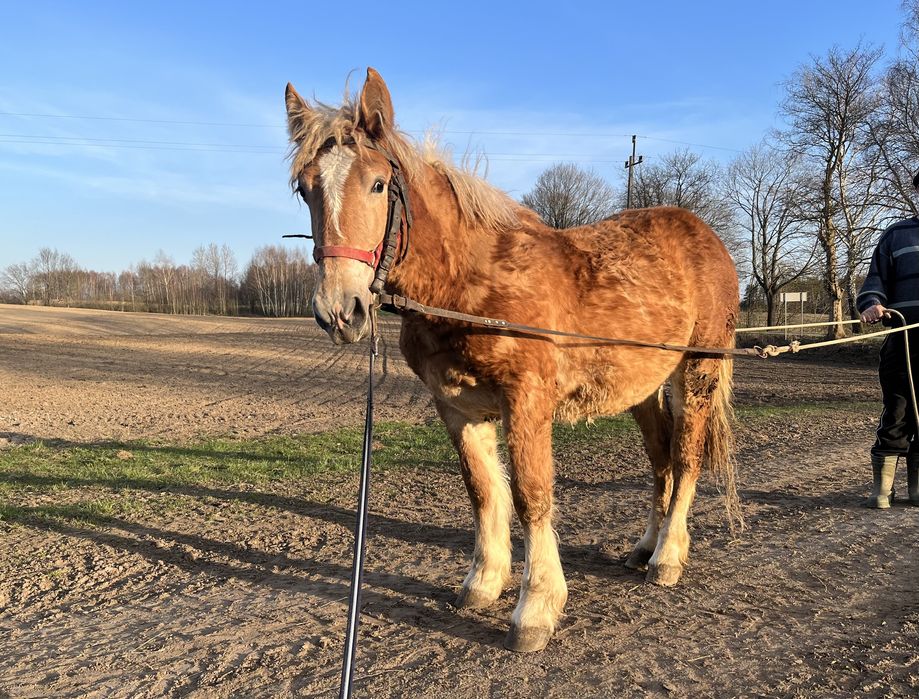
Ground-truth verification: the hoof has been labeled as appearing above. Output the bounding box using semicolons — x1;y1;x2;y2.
504;624;552;653
646;563;682;587
624;547;653;571
455;587;499;610
866;495;892;509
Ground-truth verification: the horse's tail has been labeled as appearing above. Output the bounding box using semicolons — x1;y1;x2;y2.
704;345;743;533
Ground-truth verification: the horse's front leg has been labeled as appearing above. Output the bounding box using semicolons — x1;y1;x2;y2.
436;401;512;609
501;386;567;652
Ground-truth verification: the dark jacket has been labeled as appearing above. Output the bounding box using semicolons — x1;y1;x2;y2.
857;216;919;322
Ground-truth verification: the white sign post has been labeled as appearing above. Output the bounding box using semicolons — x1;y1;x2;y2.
780;291;809;339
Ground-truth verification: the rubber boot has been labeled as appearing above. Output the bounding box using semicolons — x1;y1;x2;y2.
867;454;898;509
907;453;919;505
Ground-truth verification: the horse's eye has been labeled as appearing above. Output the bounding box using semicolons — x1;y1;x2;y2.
371;180;386;194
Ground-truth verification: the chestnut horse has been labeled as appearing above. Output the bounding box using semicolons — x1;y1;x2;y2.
285;68;740;652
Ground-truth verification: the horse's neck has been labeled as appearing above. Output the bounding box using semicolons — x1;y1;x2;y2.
389;167;493;310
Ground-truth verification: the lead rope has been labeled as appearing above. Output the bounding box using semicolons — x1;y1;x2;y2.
888;309;919;434
338;308;379;699
377;292;919;359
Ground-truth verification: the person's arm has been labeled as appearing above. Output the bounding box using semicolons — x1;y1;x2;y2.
857;235;892;324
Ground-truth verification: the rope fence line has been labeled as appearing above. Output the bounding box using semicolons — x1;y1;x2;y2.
735;318;864;333
737;318;919;358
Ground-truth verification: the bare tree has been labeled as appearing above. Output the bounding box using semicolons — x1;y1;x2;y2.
903;0;919;48
192;243;239;315
243;245;317;317
32;248;79;305
726;143;817;325
1;262;35;303
152;250;176;313
521;162;618;228
627;148;741;261
838;145;886;323
866;3;919;217
779;44;883;338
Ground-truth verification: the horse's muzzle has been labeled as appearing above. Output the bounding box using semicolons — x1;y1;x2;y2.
313;294;369;345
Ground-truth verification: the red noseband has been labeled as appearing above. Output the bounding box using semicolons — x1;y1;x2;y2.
312;242;386;268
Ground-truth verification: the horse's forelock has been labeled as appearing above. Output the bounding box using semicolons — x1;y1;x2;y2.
287;96;362;190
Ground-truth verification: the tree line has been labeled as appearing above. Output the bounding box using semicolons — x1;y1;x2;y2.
0;244;318;318
521;2;919;335
3;4;917;329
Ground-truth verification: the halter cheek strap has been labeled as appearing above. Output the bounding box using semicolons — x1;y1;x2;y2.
308;142;412;294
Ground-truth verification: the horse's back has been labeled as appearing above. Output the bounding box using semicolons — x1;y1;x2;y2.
555;207;738;337
574;206;734;283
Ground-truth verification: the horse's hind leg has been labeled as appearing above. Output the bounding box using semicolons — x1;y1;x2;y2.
647;359;718;586
436;401;512;609
625;387;674;570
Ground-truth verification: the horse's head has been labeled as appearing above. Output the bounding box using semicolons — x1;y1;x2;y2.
285;68;404;345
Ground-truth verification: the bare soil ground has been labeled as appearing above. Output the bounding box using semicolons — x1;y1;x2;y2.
0;304;430;443
2;304;918;698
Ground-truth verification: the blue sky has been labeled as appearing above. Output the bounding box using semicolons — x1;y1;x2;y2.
0;1;907;273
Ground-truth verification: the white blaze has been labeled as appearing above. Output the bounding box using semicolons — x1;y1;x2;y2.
318;145;356;238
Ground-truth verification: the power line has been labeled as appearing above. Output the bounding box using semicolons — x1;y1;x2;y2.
0;139;284;155
0;133;281;149
0;111;285;128
639;135;743;153
0;110;743;152
0;137;645;163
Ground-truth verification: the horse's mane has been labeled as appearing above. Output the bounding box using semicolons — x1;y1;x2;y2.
287;92;520;232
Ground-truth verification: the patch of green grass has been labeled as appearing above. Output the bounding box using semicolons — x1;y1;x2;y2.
0;422;458;497
0;423;459;526
0;499;138;526
0;401;876;496
552;414;637;447
0;400;879;526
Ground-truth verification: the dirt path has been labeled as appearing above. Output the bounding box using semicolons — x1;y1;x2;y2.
1;305;916;698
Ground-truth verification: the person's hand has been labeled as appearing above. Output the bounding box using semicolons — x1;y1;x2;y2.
861;303;889;324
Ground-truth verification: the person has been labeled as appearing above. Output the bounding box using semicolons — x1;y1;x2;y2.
857;169;919;508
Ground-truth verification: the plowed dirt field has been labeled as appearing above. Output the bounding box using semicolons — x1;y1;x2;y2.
1;304;916;698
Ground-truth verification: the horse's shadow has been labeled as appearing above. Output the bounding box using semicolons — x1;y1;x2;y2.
4;501;511;647
0;441;639;648
1;469;639;571
0;433;874;649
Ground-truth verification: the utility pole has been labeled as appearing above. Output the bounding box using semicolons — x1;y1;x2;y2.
624;134;643;209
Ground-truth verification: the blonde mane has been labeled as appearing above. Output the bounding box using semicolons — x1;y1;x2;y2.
287;92;520;232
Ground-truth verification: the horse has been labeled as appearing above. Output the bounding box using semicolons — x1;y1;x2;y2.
284;68;740;653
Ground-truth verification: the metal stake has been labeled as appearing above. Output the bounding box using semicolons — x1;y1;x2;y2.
338;321;379;699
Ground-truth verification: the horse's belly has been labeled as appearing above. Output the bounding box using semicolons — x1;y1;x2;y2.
555;351;677;422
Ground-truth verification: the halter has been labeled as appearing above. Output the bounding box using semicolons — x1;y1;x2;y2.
288;140;412;295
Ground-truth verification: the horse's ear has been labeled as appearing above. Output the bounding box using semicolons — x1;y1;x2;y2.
285;82;311;138
358;67;395;139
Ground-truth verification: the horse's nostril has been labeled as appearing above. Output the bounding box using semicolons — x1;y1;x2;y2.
340;296;358;324
351;296;367;328
313;298;333;332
